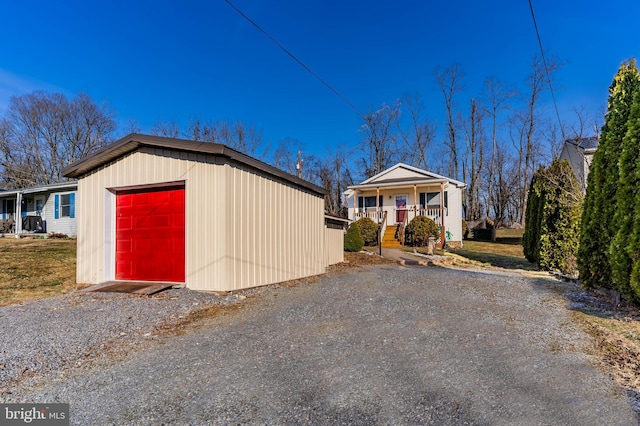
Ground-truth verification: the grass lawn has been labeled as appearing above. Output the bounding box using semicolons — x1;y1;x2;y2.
450;228;537;270
0;237;78;306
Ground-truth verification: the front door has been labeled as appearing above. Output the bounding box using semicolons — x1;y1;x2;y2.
395;195;407;223
35;196;45;217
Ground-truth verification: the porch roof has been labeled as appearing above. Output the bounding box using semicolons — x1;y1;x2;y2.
347;177;449;192
0;181;77;198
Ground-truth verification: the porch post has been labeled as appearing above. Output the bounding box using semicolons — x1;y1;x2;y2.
15;192;22;237
352;189;357;219
376;187;381;254
440;182;445;248
413;184;417;219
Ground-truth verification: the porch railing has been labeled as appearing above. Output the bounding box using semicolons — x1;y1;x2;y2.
353;209;385;222
379;211;388;245
354;206;447;223
398;213;409;246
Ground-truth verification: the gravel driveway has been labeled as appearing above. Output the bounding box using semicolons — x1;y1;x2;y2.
2;264;637;425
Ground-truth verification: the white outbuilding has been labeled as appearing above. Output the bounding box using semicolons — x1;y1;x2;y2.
63;134;343;292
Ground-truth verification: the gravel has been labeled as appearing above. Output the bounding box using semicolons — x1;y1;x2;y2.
0;288;236;389
1;264;638;425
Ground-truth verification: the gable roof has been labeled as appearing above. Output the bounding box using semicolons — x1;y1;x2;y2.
61;133;327;196
348;163;465;191
565;136;599;153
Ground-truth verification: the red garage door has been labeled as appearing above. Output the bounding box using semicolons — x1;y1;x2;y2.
116;185;185;282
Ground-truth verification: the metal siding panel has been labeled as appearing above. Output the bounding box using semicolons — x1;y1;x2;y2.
75;150;323;291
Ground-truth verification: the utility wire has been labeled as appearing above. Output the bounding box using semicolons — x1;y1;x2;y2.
528;0;565;140
224;0;364;117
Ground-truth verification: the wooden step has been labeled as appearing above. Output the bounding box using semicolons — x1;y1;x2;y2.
381;225;402;248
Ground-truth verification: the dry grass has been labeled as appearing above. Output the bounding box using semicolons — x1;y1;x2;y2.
450;228;537;270
571;303;640;396
0;237;79;306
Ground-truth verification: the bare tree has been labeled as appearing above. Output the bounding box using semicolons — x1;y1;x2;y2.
396;93;436;170
517;54;559;224
187;117;218;142
489;142;517;227
184;118;265;158
150;120;180;138
359;102;401;178
480;78;516;220
314;146;353;216
215;121;263;157
434;64;465;181
463;99;486;221
0;91;115;188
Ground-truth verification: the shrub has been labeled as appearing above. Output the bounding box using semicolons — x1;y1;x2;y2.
344;222;364;252
461;219;468;239
405;216;439;247
354;217;379;246
523;160;582;276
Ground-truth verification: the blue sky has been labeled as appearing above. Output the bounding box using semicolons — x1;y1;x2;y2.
1;0;639;161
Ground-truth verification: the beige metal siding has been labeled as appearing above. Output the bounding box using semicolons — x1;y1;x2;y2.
76;147;326;292
224;163;325;291
77;148;228;290
324;227;344;266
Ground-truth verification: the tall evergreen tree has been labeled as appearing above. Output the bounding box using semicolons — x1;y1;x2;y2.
524;160;582;275
537;160;582;275
610;88;640;300
578;59;640;289
523;167;544;263
624;90;640;302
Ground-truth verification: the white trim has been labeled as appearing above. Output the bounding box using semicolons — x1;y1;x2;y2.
357;163;466;187
104;189;116;282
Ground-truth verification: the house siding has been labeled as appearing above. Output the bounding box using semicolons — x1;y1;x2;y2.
347;183;464;245
76;147;326;292
43;191;77;235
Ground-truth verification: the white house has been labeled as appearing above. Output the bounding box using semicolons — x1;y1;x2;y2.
0;181;77;236
345;163;466;248
559;136;598;193
62;133;343;292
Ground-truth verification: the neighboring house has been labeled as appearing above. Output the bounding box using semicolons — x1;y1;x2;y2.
345;163;466;248
62;133;343;292
0;181;77;236
559;136;599;193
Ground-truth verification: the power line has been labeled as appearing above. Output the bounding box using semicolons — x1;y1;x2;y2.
224;0;364;117
528;0;565;140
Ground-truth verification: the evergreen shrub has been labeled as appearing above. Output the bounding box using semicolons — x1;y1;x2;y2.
344;222;364;252
354;217;379;246
405;216;439;247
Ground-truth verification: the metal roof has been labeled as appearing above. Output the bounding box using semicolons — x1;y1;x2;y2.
566;136;599;152
62;133;327;196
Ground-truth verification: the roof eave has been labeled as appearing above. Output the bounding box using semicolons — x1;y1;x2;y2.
61;134;328;197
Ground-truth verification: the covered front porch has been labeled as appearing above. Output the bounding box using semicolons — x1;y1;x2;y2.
347;182;448;247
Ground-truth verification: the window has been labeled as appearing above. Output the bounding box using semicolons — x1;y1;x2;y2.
420;191;448;210
54;193;75;219
357;195;383;210
61;194;71;217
